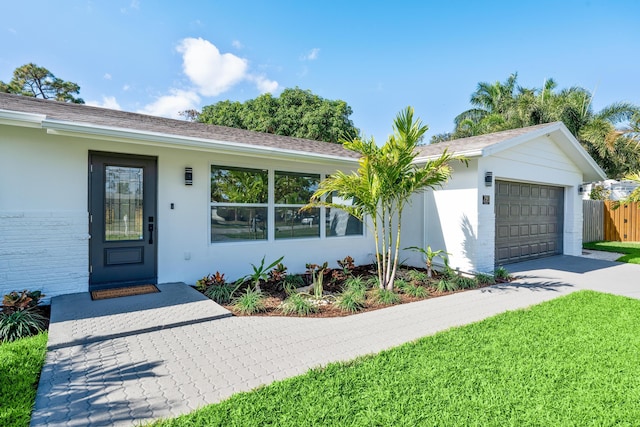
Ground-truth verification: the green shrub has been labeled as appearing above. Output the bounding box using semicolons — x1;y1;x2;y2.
475;272;496;285
0;309;47;343
337;290;366;313
456;276;478;290
232;288;266;315
282;274;305;294
279;293;318;316
343;276;367;294
406;269;429;284
435;278;458;292
204;281;240;304
440;265;457;280
395;278;429;297
370;288;401;305
494;266;513;282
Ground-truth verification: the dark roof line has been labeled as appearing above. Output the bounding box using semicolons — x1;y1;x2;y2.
0;92;360;159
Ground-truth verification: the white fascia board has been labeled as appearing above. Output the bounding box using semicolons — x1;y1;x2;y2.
413;149;483;164
0;109;46;128
551;125;607;181
41;118;359;166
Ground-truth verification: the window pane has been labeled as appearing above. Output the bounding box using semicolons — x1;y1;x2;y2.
275;171;319;204
211;166;268;203
327;207;363;237
105;166;144;241
211;206;268;242
275;207;320;239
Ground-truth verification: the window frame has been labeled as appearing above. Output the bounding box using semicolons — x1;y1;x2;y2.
209;163;364;245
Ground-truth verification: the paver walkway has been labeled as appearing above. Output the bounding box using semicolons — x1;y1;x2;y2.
31;255;640;426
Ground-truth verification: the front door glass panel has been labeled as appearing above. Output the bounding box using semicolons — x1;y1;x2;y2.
105;166;144;241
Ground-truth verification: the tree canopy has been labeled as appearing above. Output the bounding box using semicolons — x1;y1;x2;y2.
0;63;84;103
431;73;640;178
196;88;359;143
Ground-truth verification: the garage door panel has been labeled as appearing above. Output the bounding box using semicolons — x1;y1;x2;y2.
495;181;564;264
497;204;509;217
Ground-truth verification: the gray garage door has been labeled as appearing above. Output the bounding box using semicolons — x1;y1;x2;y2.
495;181;564;264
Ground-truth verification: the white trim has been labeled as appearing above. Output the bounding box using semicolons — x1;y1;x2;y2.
0;109;46;128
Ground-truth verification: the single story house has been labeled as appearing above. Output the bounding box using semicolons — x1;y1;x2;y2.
0;93;606;299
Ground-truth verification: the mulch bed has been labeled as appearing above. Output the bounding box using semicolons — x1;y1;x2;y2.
208;264;506;318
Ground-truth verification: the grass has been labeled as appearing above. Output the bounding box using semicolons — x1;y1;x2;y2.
150;291;640;426
0;332;48;427
583;240;640;263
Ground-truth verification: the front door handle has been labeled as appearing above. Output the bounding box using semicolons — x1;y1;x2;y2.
148;223;154;244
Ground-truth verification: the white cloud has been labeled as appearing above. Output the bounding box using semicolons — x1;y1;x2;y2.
232;40;243;49
249;75;279;94
121;0;140;13
86;96;121;110
122;84;130;91
177;37;248;97
301;48;320;61
103;73;112;80
137;89;200;119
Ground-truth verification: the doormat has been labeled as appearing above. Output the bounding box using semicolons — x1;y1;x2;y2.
91;284;160;301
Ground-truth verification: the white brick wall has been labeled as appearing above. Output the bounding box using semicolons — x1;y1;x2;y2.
0;211;89;302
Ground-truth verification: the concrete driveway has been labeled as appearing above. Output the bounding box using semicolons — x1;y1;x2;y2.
30;255;640;426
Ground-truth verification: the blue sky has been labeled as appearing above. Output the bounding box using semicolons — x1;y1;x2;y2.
1;0;638;143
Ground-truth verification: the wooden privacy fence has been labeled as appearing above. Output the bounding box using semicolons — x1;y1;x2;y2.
583;200;640;242
583;200;604;242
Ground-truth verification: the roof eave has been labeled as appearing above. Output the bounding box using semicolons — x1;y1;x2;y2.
39;118;360;165
413;149;482;164
0;109;47;128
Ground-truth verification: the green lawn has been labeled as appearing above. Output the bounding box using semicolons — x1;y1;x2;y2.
583;240;640;264
150;291;640;426
0;333;48;427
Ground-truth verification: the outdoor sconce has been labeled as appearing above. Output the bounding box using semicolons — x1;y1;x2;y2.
578;185;585;194
484;171;493;187
185;167;193;185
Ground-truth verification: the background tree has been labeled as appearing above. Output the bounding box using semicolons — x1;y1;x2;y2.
308;107;457;290
0;63;84;103
440;74;640;178
198;88;359;143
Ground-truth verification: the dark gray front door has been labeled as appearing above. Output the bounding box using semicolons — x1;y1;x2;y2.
495;180;564;264
89;152;157;289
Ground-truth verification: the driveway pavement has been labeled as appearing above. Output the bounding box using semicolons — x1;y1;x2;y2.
30;255;640;426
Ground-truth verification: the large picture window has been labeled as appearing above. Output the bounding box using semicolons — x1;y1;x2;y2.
210;165;364;243
275;171;320;240
211;165;268;242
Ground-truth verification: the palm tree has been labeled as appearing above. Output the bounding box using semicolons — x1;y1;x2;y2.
453;73;520;136
308;107;457;290
449;75;640;178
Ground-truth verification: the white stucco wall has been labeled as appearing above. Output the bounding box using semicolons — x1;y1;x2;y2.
0;124;375;299
404;134;585;274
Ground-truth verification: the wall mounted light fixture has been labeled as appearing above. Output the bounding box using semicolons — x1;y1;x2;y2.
484;171;493;187
185;167;193;185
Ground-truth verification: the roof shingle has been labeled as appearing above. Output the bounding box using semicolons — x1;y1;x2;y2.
415;122;562;158
0;92;360;159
